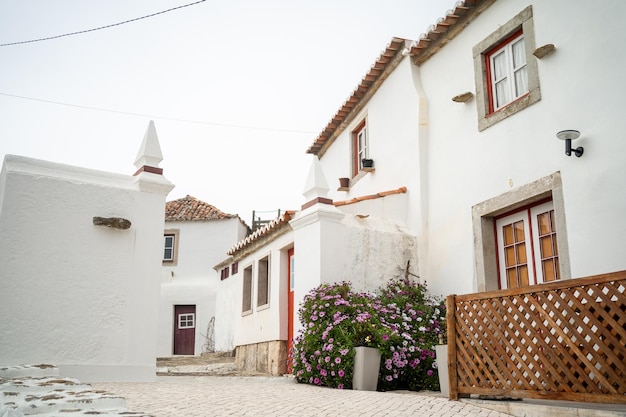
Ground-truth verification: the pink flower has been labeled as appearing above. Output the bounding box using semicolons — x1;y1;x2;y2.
338;370;345;377
337;384;344;389
382;334;389;341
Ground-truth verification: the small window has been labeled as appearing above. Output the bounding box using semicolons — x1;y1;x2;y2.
473;6;540;131
220;267;230;280
164;235;174;260
231;262;238;275
163;229;179;265
178;313;195;329
352;119;368;177
486;30;527;112
257;256;270;307
242;265;253;314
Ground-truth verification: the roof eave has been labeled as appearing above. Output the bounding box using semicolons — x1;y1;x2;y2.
306;37;410;158
306;0;495;157
409;0;495;66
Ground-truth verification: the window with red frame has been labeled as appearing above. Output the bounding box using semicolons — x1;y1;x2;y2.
495;200;560;289
486;29;528;113
220;267;230;280
351;119;367;177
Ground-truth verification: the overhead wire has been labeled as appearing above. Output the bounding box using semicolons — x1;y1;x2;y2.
0;0;207;47
0;92;318;134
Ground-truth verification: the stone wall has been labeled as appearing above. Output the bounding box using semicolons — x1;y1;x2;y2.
235;341;288;376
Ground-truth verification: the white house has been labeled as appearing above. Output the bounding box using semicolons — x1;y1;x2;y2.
215;0;626;376
0;121;174;382
158;195;249;357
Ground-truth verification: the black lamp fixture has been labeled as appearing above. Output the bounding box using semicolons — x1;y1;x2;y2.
556;129;583;157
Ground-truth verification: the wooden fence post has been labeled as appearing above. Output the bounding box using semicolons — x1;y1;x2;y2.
446;294;459;400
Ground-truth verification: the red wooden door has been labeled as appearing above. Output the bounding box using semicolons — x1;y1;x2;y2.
287;248;295;373
173;305;196;355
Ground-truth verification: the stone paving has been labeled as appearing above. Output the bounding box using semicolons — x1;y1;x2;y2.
92;375;513;417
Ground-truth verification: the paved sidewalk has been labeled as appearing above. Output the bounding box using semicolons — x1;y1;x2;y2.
92;375;511;417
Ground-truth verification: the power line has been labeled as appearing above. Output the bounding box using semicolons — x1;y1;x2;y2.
0;92;318;134
0;0;207;47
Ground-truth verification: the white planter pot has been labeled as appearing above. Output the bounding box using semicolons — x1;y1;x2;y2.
435;344;449;398
352;346;381;391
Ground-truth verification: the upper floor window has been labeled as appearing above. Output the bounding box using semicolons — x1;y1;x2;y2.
164;236;174;260
220;267;230;280
473;6;540;131
352;119;368;177
163;229;179;265
487;30;527;112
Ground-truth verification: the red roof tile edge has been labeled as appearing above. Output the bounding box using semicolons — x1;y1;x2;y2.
333;186;407;207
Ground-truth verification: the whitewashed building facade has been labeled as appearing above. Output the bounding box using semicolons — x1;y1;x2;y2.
0;121;174;382
216;0;626;374
158;195;248;357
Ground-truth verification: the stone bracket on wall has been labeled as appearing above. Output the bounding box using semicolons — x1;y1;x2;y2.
93;216;131;230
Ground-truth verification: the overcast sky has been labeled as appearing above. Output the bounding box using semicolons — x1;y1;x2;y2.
0;0;453;225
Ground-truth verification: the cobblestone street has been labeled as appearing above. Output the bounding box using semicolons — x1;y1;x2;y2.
93;375;512;417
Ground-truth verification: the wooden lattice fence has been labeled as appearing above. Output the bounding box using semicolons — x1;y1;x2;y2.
446;270;626;404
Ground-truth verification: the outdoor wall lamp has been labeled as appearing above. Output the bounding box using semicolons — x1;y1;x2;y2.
556;130;583;157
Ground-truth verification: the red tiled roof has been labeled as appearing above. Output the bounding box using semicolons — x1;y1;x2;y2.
227;210;296;257
306;0;491;157
165;195;237;222
306;37;409;157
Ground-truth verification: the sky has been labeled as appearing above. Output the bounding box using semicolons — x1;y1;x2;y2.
0;0;453;226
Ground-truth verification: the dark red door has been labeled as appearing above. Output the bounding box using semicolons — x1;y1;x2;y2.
287;248;295;373
173;305;195;355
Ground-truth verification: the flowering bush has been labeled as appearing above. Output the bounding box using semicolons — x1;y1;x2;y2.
291;277;446;392
376;277;446;391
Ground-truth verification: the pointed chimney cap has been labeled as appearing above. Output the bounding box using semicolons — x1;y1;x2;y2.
302;155;331;206
134;120;163;169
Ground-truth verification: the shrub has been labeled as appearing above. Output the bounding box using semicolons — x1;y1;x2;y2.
376;277;446;391
291;277;446;392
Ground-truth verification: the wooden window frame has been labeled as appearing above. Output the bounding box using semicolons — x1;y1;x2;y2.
242;265;253;315
494;200;558;289
473;6;540;131
351;119;368;178
472;173;571;293
220;267;230;280
178;313;195;329
257;255;270;308
163;229;180;266
485;29;527;113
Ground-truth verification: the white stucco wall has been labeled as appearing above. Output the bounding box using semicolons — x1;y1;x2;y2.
158;218;248;356
418;0;626;297
214;230;293;351
320;58;422;233
0;155;173;382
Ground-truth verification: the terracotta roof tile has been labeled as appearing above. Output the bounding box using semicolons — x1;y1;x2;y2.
227;210;296;258
333;186;407;207
165;195;237;222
